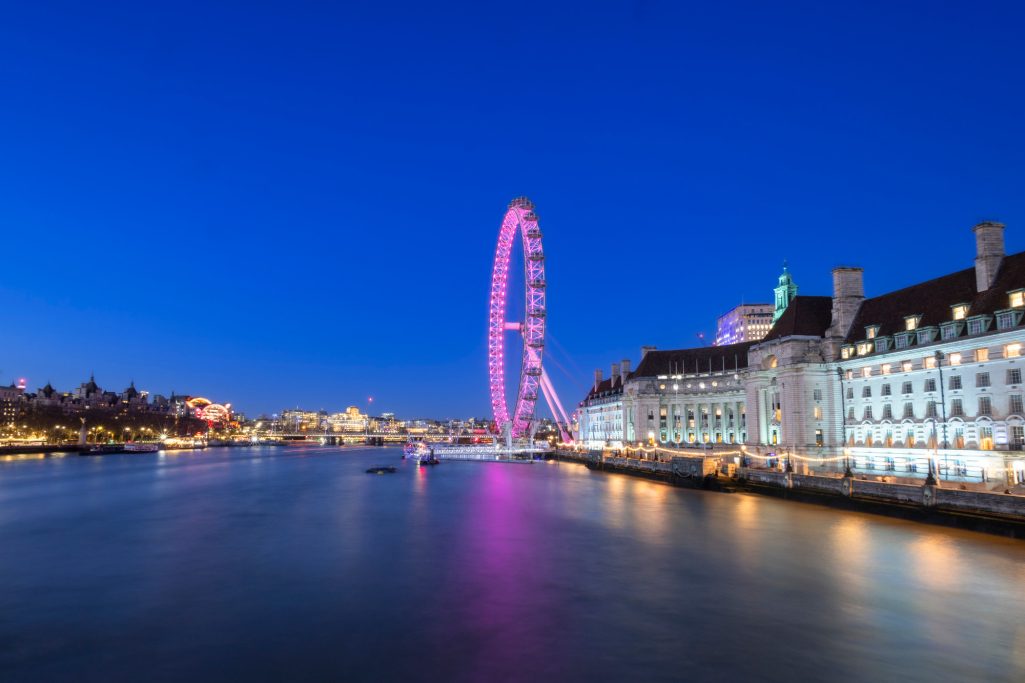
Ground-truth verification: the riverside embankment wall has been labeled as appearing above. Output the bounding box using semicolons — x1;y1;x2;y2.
555;449;1025;537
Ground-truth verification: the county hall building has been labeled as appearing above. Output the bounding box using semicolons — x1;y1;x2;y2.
578;221;1025;485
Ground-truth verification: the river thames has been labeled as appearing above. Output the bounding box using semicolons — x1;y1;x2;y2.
1;446;1024;682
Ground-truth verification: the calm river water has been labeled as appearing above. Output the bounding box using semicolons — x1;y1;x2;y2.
1;445;1024;682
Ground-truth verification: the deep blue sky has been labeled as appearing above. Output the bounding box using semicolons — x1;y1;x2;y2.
2;1;1023;419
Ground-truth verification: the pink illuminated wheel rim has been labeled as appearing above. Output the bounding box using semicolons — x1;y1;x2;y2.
488;197;546;438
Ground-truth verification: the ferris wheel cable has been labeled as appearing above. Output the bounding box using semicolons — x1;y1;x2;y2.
544;331;588;380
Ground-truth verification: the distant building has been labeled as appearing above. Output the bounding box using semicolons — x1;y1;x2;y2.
715;303;774;346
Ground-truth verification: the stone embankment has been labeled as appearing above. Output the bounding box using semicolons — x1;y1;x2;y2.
554;450;1025;538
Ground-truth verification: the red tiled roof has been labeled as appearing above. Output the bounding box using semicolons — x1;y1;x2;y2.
845;250;1025;343
761;296;834;342
632;342;754;378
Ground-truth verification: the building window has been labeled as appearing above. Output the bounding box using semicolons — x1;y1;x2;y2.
895;333;912;349
902;360;913;373
996;310;1023;330
846;387;853;399
980;426;994;450
813;406;822;419
848;407;855;420
950;398;964;417
940;323;963;341
846;370;854;380
1010;289;1025;308
866;325;879;339
978;396;992;416
951;304;969;320
882;383;892;396
902;381;913;395
882;404;893;419
905;315;921;331
841;347;852;360
857;342;873;355
813;388;822;401
916;328;937;345
903;402;914;418
875;338;891;352
1010;394;1024;414
925;379;936;392
862;367;872;378
976;372;991;388
1006;343;1023;358
862;386;872;398
881;363;891;375
863;406;873;420
815;429;823;446
1009;369;1023;385
924;356;937;369
976;348;989;362
949;375;962;390
949;352;961;366
967;315;991;335
926;401;937;417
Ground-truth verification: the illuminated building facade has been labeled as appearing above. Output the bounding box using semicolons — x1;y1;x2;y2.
715;303;774;346
582;221;1025;485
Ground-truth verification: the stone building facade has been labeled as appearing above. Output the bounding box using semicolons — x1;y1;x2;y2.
579;221;1025;485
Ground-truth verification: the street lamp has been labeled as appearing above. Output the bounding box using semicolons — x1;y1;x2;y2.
837;367;852;476
934;350;949;481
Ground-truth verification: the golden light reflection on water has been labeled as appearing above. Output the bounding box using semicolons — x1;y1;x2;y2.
909;535;961;591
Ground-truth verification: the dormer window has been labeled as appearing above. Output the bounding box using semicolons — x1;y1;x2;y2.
1010;289;1025;308
905;315;921;331
874;336;891;353
865;325;879;339
940;321;964;341
967;314;992;336
996;309;1024;330
916;326;937;345
951;304;969;320
856;341;873;356
841;345;854;360
894;331;915;349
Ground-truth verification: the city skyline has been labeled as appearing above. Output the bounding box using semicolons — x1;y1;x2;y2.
2;2;1024;417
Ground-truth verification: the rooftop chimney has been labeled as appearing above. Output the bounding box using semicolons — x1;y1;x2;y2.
620;359;631;377
640;345;657;360
827;266;864;339
974;221;1005;292
593;369;603;391
611;363;620;384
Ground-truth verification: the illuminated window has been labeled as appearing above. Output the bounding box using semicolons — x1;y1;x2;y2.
905;315;921;331
949;352;961;366
980;426;994;451
865;325;879;339
881;363;891;375
846;370;854;380
862;367;872;378
813;406;822;419
951;304;969;320
1006;343;1022;358
902;360;913;373
976;348;989;362
841;347;851;360
924;356;936;369
856;342;873;356
1010;290;1024;308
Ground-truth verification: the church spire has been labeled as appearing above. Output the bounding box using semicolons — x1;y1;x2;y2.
773;262;798;322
